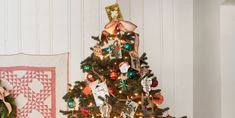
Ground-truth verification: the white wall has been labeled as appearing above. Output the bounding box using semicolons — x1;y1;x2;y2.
220;1;235;117
0;0;193;117
194;0;224;118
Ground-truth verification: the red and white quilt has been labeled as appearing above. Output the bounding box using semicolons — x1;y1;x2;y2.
0;53;69;118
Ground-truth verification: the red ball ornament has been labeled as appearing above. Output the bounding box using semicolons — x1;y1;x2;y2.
83;86;92;96
108;87;115;95
80;107;90;117
151;78;158;87
87;73;96;82
152;92;164;105
110;69;118;80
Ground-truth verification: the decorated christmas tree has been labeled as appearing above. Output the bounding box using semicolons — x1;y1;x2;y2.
60;3;179;118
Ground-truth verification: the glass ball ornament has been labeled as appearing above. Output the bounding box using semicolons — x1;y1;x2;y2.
87;73;96;82
83;64;92;72
123;43;133;51
127;70;137;79
67;99;76;108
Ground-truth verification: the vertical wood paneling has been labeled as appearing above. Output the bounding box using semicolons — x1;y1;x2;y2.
17;0;22;52
175;0;193;117
0;0;4;54
83;0;100;58
7;0;19;54
38;0;50;54
161;0;175;115
70;0;82;82
21;0;37;53
52;0;68;54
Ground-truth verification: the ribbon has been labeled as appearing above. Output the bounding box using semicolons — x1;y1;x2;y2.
0;87;12;115
104;20;137;35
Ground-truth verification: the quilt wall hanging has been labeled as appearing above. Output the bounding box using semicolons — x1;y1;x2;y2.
0;53;69;118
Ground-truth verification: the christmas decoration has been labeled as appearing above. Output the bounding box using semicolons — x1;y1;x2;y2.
120;80;128;90
60;3;181;118
83;86;92;96
127;70;137;79
152;92;164;105
123;43;133;51
80;107;90;117
67;99;76;109
82;64;92;72
110;69;118;80
87;73;96;82
99;100;112;118
119;61;130;73
0;80;16;118
105;3;123;21
141;76;152;96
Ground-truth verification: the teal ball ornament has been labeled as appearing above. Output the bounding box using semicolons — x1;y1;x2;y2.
128;70;137;79
83;64;92;72
67;99;76;108
123;43;133;51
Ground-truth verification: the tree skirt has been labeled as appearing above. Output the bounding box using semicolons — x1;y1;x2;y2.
0;53;69;118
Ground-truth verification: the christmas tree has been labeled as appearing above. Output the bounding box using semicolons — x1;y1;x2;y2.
60;3;177;118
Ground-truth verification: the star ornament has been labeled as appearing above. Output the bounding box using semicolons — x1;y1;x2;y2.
120;80;128;90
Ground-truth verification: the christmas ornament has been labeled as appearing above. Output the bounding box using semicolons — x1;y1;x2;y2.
67;99;76;108
120;80;128;90
141;76;152;96
80;107;90;117
110;69;118;80
151;78;158;90
128;70;137;79
90;80;109;106
121;100;138;118
108;88;115;95
123;43;133;51
103;47;110;53
105;3;123;21
130;52;140;71
152;92;164;105
87;73;96;82
119;61;130;73
140;66;150;77
99;102;112;118
83;86;92;96
83;64;92;72
109;40;122;59
93;46;103;57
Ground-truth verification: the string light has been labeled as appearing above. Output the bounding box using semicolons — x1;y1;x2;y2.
134;93;138;96
119;90;122;94
79;86;83;89
88;102;93;107
138;101;142;105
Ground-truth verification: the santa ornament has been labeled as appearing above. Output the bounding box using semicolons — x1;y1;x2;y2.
119;61;130;73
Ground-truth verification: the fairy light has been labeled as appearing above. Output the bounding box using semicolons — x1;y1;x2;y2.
119;90;122;94
138;101;142;105
79;86;83;90
130;96;133;99
134;93;138;96
88;102;93;107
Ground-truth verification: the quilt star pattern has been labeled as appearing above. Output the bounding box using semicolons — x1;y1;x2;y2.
0;53;69;118
0;67;56;118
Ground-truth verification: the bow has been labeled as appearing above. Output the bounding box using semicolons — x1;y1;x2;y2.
0;87;12;115
104;20;137;35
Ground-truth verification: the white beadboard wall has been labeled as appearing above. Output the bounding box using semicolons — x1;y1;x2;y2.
0;0;193;117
